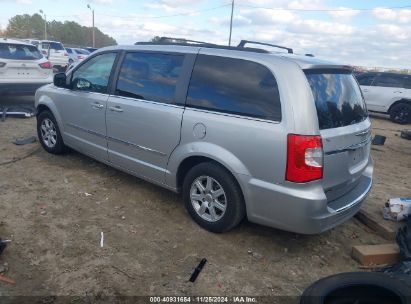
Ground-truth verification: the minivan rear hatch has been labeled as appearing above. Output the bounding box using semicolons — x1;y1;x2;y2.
305;69;371;203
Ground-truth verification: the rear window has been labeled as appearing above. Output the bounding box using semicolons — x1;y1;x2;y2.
305;70;368;130
186;55;282;121
42;42;64;51
75;49;90;55
0;43;43;60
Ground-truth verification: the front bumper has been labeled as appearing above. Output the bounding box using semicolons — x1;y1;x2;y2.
237;157;373;234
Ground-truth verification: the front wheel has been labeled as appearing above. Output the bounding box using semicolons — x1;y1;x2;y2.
182;162;246;233
37;110;67;154
389;102;411;124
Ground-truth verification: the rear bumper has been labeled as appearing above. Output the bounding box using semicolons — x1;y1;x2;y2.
238;157;373;234
0;83;51;96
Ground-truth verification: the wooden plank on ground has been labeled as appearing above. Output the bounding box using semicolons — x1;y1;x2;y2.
352;244;400;266
355;209;397;240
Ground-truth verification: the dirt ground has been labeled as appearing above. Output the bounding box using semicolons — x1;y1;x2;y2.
0;111;409;300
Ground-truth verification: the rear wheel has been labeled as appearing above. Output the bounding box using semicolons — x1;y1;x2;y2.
389;102;411;124
182;162;245;233
37;110;66;154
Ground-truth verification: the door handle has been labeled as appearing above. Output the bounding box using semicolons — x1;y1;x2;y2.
109;106;124;113
91;102;104;109
394;91;403;94
362;89;369;92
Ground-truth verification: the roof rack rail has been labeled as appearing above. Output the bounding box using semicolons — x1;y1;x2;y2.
135;36;218;47
135;37;270;53
237;40;293;54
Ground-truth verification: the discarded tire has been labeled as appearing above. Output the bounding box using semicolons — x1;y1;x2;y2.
300;272;411;304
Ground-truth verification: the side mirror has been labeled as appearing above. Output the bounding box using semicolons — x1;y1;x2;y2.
53;73;67;88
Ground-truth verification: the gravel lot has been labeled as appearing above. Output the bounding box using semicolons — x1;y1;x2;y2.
0;106;409;300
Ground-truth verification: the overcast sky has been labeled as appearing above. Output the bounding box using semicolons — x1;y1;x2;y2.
0;0;410;68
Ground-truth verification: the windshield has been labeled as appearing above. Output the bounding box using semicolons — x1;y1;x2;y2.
0;43;43;60
305;70;368;130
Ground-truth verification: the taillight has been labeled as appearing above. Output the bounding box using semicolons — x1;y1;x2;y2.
39;61;52;69
0;62;6;68
41;50;47;55
64;52;68;56
286;134;323;183
77;55;84;60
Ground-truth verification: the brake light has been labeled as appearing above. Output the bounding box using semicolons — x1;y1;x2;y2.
286;134;323;183
64;52;68;56
77;55;84;60
39;61;52;69
41;50;47;55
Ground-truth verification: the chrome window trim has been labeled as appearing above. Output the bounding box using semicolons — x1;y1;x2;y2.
109;95;185;109
325;136;372;156
185;106;281;124
54;86;110;97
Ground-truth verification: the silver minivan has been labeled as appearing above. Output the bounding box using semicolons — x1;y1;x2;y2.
35;39;373;234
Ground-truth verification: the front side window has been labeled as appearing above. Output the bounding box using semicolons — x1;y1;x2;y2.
71;52;117;93
186;55;282;121
373;75;404;88
115;52;184;104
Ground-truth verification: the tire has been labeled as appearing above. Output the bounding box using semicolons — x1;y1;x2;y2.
389;102;411;124
300;272;411;304
37;110;67;154
182;162;245;233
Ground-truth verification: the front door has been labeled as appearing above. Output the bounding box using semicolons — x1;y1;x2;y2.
106;51;193;183
56;52;118;160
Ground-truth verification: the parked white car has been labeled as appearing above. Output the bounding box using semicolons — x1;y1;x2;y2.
38;40;69;72
65;47;90;64
357;72;411;124
0;38;53;95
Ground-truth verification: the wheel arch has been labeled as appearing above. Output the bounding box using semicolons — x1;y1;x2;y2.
388;98;411;113
167;143;250;195
36;96;64;133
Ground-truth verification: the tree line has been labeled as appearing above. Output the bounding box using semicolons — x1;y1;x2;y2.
2;14;117;47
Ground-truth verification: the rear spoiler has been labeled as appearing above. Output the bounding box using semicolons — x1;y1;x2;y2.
303;65;354;73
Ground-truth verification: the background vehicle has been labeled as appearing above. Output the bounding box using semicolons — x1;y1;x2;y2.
23;39;41;47
35;38;373;234
38;40;69;72
0;38;53;95
66;47;90;64
85;47;98;53
357;72;411;124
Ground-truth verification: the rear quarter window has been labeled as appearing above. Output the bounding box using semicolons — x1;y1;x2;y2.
305;70;368;130
186;55;282;121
